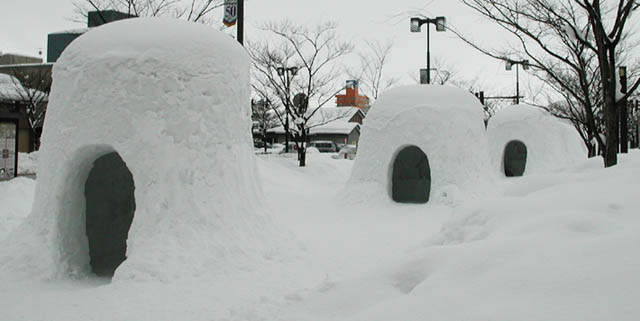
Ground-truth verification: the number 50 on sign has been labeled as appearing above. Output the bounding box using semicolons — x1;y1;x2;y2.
223;0;237;27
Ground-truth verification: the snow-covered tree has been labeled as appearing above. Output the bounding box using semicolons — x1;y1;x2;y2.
456;0;640;167
248;20;354;167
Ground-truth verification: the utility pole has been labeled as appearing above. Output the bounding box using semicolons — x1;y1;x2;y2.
237;0;244;45
515;63;520;105
410;16;446;85
505;59;528;104
619;66;628;153
277;66;298;153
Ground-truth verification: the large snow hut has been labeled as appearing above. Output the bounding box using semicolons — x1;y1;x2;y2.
347;85;492;204
0;18;280;281
487;104;586;177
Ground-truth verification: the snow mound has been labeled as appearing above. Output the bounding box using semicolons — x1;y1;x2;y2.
487;104;586;175
18;151;38;175
346;85;493;205
0;17;284;281
0;177;35;241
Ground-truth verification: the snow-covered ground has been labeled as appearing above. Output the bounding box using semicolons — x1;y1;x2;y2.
1;151;640;320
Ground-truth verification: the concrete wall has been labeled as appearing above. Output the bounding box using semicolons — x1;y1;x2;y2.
0;54;42;65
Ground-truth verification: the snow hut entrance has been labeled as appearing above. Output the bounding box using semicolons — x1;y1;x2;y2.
504;140;527;177
392;146;431;203
84;152;135;277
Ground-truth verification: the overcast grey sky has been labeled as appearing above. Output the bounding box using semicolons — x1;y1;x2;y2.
1;0;536;98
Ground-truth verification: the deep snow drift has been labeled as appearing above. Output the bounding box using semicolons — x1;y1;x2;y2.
1;150;640;320
0;18;285;281
487;104;587;175
347;85;494;205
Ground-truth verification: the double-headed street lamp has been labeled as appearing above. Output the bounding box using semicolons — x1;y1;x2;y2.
505;59;529;105
410;16;446;84
276;66;299;152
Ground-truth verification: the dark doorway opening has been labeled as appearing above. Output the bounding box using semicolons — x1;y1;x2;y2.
504;140;527;177
84;152;135;277
392;145;431;203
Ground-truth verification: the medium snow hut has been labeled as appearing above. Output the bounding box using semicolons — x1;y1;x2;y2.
487;104;586;176
0;18;278;281
347;85;492;204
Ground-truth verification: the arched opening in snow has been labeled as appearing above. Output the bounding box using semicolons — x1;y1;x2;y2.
391;145;431;203
84;152;135;277
504;140;527;177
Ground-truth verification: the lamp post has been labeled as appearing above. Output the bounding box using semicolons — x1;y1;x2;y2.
410;16;446;85
237;0;244;45
505;59;529;105
276;66;299;152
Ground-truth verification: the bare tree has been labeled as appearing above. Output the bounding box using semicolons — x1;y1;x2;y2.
457;0;640;167
251;77;282;153
73;0;224;24
248;20;354;167
347;40;399;102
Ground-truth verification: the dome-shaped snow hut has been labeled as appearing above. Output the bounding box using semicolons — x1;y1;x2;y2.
487;104;586;176
347;85;492;204
0;18;279;281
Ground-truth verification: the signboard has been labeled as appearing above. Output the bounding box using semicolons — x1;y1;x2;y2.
293;93;308;113
223;0;238;27
0;120;18;180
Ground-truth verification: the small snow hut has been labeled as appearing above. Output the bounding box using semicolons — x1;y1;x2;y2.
487;104;586;176
347;85;492;204
0;18;278;281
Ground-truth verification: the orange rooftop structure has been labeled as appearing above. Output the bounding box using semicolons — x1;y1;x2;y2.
336;80;370;111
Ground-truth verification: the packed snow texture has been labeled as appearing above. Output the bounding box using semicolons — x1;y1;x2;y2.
0;17;285;281
347;85;493;204
487;104;587;175
18;151;38;175
2;151;640;320
0;177;35;241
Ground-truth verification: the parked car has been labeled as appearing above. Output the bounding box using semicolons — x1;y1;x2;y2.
309;140;338;153
253;141;272;149
278;142;299;154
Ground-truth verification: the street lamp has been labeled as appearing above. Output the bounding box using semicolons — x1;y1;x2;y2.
410;16;446;84
505;59;529;105
276;66;299;152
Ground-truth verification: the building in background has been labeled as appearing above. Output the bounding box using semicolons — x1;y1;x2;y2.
0;53;43;65
48;10;137;63
335;80;370;112
0;10;137;153
264;107;364;148
0;57;50;153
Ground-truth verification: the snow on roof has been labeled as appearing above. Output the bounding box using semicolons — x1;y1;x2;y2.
48;28;90;35
0;73;47;102
266;106;361;135
347;85;493;205
487;104;586;174
1;17;286;281
309;120;359;135
0;52;40;58
0;62;53;68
